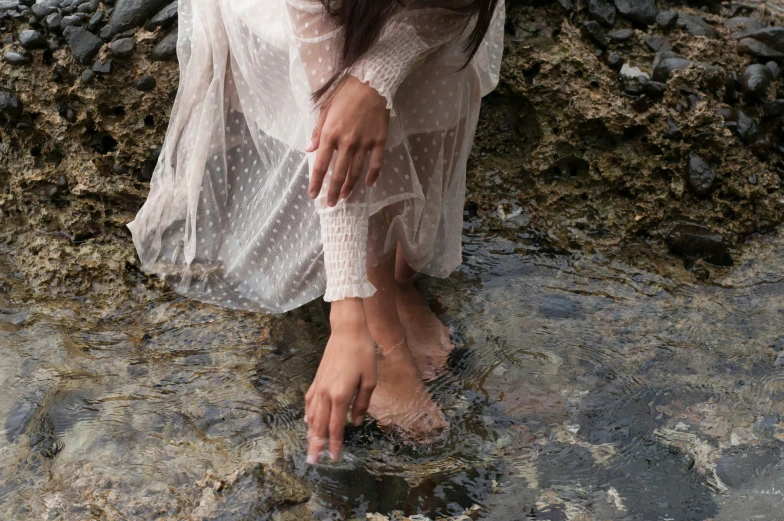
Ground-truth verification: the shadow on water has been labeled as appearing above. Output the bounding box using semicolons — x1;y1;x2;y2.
2;224;784;519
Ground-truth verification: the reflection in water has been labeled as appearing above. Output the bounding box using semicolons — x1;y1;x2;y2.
2;227;784;520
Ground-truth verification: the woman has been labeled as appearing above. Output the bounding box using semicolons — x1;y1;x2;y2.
127;0;504;465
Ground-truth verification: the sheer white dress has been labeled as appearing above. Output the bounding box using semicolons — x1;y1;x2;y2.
127;0;505;313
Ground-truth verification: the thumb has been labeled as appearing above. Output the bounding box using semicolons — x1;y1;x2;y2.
306;104;330;152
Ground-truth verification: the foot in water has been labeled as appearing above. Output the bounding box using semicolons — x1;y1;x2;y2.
366;337;448;441
395;280;455;381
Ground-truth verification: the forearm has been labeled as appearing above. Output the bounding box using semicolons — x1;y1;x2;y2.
329;297;369;332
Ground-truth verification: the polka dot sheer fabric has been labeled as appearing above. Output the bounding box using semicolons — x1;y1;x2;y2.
127;0;505;313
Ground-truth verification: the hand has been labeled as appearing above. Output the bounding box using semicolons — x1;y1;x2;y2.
306;75;390;207
304;298;377;464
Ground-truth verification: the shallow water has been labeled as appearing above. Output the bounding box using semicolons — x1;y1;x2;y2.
2;224;784;520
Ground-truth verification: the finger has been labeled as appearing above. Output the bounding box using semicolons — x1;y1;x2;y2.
327;148;353;207
340;150;368;200
328;395;351;461
309;138;336;199
306;106;330;153
365;145;385;187
306;395;330;465
351;378;375;426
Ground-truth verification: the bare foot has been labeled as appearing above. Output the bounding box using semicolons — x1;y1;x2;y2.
395;281;454;381
367;339;448;441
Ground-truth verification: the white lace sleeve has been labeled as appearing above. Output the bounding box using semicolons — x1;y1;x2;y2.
285;0;343;93
348;8;472;116
317;203;377;301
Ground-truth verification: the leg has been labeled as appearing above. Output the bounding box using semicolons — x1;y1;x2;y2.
394;244;455;381
362;252;447;439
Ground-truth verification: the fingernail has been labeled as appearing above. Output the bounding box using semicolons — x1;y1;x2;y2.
306;454;317;465
353;416;362;426
306;139;314;150
328;450;337;461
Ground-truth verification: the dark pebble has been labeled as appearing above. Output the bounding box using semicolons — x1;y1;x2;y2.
60;14;82;27
603;51;624;71
741;63;771;99
147;0;177;29
748;174;757;185
111;36;134;58
91;57;112;73
613;0;658;25
63;25;104;64
18;29;47;49
76;0;98;14
743;26;784;55
725;16;762;39
43;11;61;30
687;152;718;198
80;68;95;83
0;91;23;119
87;8;104;31
677;13;719;39
110;0;172;33
608;28;635;42
581;20;608;49
3;50;31;64
656;9;678;29
765;61;781;81
31;3;56;18
150;26;177;60
666;222;733;266
738;37;784;60
664;117;682;140
588;0;616;28
99;22;114;40
652;52;692;82
135;74;156;91
761;99;784;117
645;34;671;52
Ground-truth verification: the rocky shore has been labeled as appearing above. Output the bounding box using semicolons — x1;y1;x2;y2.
1;0;783;298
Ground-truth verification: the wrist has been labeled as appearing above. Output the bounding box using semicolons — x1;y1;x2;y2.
329;298;368;333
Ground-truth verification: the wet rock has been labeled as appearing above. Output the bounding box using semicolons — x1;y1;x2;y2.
743;26;784;54
761;99;784;117
4;401;37;443
110;0;172;33
613;0;657;25
3;50;31;64
87;9;103;31
0;91;23;119
147;0;177;29
80;68;94;84
765;61;781;81
27;409;62;459
602;50;624;71
721;108;760;144
656;9;678;30
741;63;771;99
18;29;46;49
99;22;114;40
135;74;156;91
76;0;98;14
716;445;782;489
651;52;692;82
686;152;718;198
31;3;56;19
666;222;733;266
43;11;61;30
0;0;20;11
664;117;682;140
91;58;111;73
677;13;719;39
725;16;762;38
111;36;134;59
608;28;635;42
738;37;784;59
588;0;616;28
150;26;177;61
62;25;104;64
645;34;671;52
581;20;608;49
60;14;81;27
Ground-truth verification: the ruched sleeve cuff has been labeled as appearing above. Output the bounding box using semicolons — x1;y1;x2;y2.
317;204;377;302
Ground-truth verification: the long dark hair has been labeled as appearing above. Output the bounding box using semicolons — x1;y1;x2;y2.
313;0;500;105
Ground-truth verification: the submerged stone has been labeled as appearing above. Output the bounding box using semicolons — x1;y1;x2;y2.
666;222;733;266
